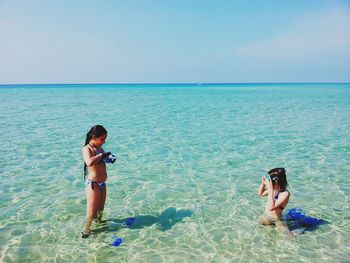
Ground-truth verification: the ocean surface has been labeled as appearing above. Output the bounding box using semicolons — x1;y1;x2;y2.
0;83;349;262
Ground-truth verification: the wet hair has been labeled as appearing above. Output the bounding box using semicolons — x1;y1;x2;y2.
268;167;288;192
83;125;107;178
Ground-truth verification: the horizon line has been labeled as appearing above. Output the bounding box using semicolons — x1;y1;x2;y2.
1;81;350;86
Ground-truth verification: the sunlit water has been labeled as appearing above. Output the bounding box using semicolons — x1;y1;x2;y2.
0;83;349;262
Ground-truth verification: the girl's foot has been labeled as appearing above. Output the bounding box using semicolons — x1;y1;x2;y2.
81;229;91;238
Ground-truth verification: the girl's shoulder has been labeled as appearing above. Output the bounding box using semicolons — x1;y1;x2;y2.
82;144;90;150
281;190;290;197
82;144;93;154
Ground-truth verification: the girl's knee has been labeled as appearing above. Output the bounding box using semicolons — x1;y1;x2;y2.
259;215;276;226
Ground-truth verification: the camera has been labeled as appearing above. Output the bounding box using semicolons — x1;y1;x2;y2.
104;153;116;164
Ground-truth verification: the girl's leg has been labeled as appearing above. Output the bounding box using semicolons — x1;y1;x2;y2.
97;186;107;222
83;185;101;237
276;220;293;236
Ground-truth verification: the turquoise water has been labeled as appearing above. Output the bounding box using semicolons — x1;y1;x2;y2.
0;83;350;262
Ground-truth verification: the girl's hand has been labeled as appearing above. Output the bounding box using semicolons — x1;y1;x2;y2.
258;176;268;196
266;175;273;192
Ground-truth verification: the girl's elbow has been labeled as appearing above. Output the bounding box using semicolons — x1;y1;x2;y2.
85;160;93;167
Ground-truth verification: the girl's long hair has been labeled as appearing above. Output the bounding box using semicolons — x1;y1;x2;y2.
84;125;107;179
268;167;288;192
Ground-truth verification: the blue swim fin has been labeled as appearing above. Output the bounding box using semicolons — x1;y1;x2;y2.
112;236;124;247
286;208;324;227
124;217;136;228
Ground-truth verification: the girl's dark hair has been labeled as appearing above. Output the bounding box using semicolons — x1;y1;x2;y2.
268;167;288;192
84;125;107;178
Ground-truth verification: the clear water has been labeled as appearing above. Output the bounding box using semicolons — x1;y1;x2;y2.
0;83;349;262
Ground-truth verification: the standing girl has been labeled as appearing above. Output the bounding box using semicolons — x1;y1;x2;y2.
81;125;110;238
258;168;290;225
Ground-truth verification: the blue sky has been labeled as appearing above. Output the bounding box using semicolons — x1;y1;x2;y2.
1;0;349;84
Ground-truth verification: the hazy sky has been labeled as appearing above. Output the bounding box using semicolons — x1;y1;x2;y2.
1;0;349;84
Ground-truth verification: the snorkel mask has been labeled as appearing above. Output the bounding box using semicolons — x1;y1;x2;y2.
267;174;279;184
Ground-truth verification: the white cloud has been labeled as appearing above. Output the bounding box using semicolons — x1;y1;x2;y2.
236;9;350;62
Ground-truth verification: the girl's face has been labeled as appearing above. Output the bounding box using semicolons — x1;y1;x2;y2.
270;176;280;189
273;182;280;190
92;134;107;147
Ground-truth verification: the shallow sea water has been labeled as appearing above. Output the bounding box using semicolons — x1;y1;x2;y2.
0;83;349;262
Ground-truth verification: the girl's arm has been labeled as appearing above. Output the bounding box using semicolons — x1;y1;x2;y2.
266;179;275;210
82;147;103;167
266;177;290;211
258;177;268;196
269;191;290;211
